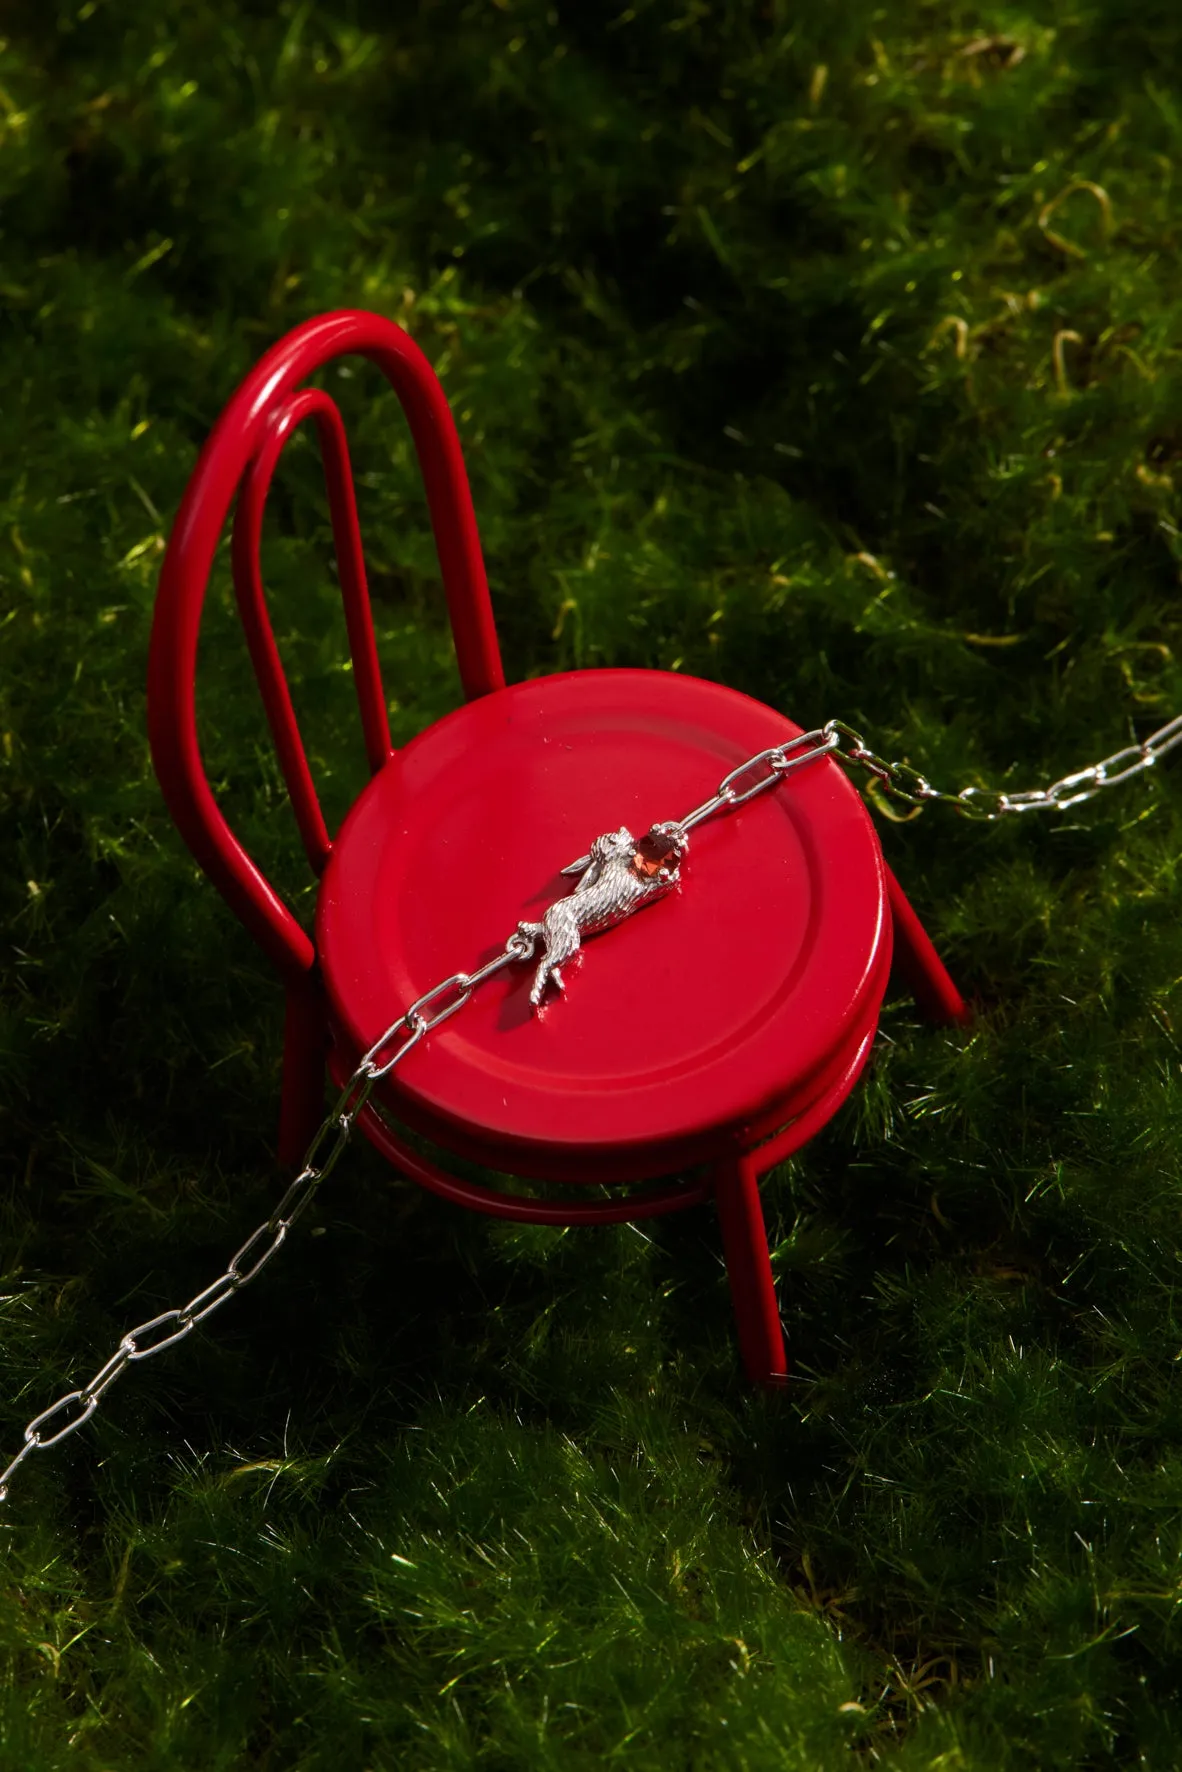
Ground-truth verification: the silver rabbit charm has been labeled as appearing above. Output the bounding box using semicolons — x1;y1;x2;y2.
519;822;687;1007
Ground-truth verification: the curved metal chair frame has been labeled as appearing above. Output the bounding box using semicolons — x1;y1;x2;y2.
149;310;967;1385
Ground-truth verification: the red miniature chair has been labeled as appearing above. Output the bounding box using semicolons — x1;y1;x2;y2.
148;310;967;1387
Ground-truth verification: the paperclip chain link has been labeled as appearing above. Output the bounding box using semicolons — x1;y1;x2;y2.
0;931;534;1502
823;712;1182;819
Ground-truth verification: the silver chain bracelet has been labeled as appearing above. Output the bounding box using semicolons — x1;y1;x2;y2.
4;710;1180;1504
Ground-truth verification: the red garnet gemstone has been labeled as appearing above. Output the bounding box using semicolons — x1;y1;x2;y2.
632;830;680;878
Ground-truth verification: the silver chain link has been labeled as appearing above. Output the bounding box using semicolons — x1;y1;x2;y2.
824;711;1182;819
0;928;535;1504
4;710;1179;1502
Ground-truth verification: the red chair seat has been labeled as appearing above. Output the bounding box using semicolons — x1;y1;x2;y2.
318;667;889;1184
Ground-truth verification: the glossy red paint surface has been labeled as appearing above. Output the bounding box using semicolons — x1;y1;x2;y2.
317;668;889;1179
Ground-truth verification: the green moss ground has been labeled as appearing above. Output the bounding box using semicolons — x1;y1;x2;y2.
3;1;1182;1764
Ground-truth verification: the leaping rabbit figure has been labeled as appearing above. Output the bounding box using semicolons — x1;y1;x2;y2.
520;823;688;1007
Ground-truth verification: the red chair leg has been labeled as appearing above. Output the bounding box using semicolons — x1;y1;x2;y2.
278;972;328;1165
713;1153;789;1387
883;862;970;1027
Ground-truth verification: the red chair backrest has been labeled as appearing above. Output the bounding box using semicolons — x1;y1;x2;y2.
147;310;504;984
